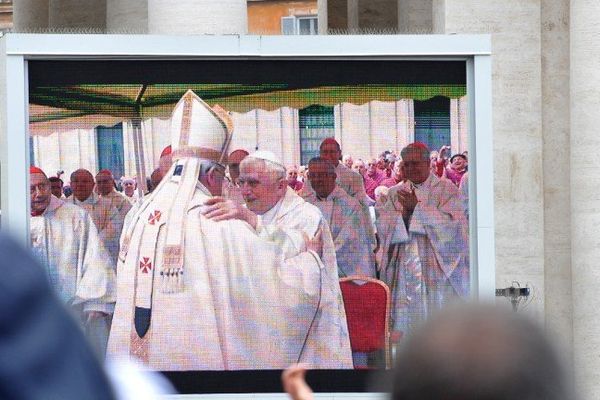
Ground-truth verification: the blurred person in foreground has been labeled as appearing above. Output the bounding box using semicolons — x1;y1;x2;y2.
282;304;575;400
0;234;116;400
0;234;174;400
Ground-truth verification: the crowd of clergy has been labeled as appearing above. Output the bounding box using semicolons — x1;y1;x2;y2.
28;90;470;370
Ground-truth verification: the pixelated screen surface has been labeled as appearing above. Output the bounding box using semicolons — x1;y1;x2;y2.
27;59;469;391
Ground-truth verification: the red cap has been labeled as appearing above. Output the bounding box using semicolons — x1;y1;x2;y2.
97;169;113;177
406;142;430;151
228;149;249;164
30;166;46;176
321;137;339;147
160;145;172;157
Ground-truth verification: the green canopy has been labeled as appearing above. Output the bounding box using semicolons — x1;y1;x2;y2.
29;83;466;135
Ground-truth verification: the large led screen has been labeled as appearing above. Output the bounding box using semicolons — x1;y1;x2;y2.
27;59;469;392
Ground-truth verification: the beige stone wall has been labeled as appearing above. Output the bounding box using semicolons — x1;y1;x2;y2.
398;0;432;33
436;1;546;322
358;0;397;30
541;0;572;358
13;0;47;31
571;1;600;397
106;0;148;33
148;0;247;34
49;0;106;30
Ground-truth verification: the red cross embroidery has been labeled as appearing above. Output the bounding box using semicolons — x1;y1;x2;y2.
139;257;152;274
148;210;161;225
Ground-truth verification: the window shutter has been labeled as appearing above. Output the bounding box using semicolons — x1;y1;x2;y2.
281;16;296;35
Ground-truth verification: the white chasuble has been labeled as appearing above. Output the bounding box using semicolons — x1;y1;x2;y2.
305;186;376;279
378;174;469;334
108;179;325;370
254;187;353;369
30;195;116;312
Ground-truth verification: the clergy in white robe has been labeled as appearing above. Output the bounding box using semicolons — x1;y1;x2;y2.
96;169;132;226
237;152;353;368
378;143;469;336
30;166;116;354
300;138;377;252
108;91;333;371
304;157;376;279
70;169;120;265
203;151;353;369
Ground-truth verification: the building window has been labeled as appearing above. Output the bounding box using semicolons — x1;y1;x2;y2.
96;123;125;179
414;96;451;153
299;105;334;166
281;15;318;35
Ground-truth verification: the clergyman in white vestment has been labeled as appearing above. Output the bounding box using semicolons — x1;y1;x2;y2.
203;151;353;369
29;166;116;355
378;143;469;335
304;157;376;279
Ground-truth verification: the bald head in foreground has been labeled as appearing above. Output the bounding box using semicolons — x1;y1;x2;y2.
283;304;574;400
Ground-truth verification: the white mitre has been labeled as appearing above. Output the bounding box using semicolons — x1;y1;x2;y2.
169;90;233;165
248;150;285;169
120;90;235;303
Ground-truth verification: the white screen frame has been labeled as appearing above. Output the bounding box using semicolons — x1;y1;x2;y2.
0;33;493;399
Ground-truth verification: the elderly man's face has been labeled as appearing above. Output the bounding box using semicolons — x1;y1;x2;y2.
31;173;52;214
367;159;378;175
70;170;95;202
239;161;286;214
95;173;114;196
308;162;336;199
320;143;341;166
286;168;298;183
402;150;430;184
122;180;136;196
354;161;366;176
49;180;63;198
343;156;353;169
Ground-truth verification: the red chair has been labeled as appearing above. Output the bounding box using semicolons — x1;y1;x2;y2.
339;275;391;369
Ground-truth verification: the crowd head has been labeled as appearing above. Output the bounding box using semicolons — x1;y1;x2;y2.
95;169;115;196
320;138;342;166
30;166;51;215
307;157;337;199
390;304;573;400
70;169;96;202
48;176;63;199
400;142;431;185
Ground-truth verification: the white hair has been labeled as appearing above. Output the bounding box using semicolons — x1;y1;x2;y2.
240;156;286;181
